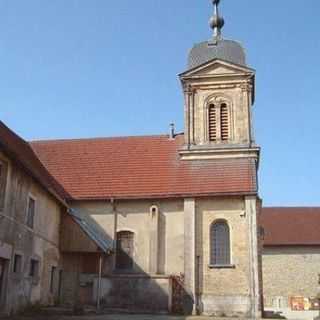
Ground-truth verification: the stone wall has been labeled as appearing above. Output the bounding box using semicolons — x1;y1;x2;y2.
70;199;185;276
70;195;261;317
93;275;171;313
72;197;260;315
0;151;63;314
262;246;320;309
182;62;254;147
195;196;260;317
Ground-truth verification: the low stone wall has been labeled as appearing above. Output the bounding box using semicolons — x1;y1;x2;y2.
200;294;252;318
93;274;171;313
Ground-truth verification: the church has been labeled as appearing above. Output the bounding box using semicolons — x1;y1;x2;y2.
30;0;262;317
3;1;317;319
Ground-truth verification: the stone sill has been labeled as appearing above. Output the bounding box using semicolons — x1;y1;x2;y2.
208;264;236;269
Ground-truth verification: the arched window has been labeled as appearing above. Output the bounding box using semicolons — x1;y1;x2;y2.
116;231;134;270
210;221;231;266
208;102;230;142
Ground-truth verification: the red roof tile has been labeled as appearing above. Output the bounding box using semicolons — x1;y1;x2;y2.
31;134;257;200
0;121;69;202
261;207;320;246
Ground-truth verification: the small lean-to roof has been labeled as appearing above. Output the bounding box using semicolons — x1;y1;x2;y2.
0;121;68;204
31;134;257;200
68;208;113;253
261;207;320;246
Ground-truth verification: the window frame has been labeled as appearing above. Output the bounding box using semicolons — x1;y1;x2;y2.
26;195;36;229
13;253;23;274
208;104;218;142
209;220;235;269
50;266;56;293
220;102;230;142
0;160;8;210
204;95;233;144
29;258;40;280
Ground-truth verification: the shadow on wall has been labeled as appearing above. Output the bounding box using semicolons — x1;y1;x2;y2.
91;254;193;315
60;206;194;315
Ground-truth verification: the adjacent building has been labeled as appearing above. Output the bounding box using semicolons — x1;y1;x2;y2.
0;122;67;314
261;207;320;318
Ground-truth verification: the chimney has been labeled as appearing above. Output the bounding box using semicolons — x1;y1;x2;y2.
169;123;175;140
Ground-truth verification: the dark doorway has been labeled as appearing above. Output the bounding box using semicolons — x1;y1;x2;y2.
0;258;7;310
116;231;134;271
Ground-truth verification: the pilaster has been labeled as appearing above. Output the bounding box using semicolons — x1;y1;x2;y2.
246;196;261;319
184;198;196;314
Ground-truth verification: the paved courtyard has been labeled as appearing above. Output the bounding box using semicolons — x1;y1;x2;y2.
4;313;320;320
1;315;248;320
0;314;275;320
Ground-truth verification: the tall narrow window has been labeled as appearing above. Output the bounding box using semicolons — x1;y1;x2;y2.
210;221;231;266
220;103;229;141
116;231;134;271
29;259;39;278
0;161;8;210
50;266;56;293
26;197;35;229
208;104;217;142
208;102;230;142
13;254;22;273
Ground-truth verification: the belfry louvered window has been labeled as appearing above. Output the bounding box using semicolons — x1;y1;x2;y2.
208;104;218;141
210;221;231;266
220;103;229;141
208;102;230;142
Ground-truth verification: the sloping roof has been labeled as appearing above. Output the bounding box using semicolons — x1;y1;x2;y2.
31;134;257;200
261;207;320;246
68;208;113;252
0;121;69;203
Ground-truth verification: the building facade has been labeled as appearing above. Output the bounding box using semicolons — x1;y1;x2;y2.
1;3;320;319
0;1;269;318
261;207;320;319
0;122;67;315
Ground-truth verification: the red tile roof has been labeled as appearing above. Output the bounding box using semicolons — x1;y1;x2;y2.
31;134;257;200
261;207;320;246
0;121;69;203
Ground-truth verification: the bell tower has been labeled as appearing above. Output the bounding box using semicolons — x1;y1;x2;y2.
179;0;259;161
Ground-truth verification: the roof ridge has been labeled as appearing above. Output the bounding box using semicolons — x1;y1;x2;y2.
30;132;184;144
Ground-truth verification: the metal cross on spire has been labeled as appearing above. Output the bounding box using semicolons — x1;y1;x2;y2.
209;0;225;41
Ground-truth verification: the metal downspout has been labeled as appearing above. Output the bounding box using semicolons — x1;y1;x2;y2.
97;254;103;311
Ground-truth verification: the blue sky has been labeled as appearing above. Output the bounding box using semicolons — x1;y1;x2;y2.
0;0;319;206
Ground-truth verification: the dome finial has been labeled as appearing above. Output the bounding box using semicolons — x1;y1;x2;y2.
209;0;225;41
